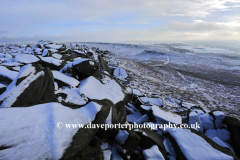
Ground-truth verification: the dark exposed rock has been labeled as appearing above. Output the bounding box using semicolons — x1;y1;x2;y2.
72;137;104;160
60;99;112;160
116;129;141;157
136;128;169;159
62;54;78;61
0;64;57;108
59;49;72;54
0;84;6;95
73;50;85;57
73;59;99;77
0;75;13;85
96;128;119;142
224;116;240;158
42;49;52;57
98;55;111;75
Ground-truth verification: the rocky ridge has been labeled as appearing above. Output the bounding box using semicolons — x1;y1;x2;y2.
0;40;239;160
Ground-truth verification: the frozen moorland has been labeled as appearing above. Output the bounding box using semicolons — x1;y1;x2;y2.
0;40;240;160
79;42;240;119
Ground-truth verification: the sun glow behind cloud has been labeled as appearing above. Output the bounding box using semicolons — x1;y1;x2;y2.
0;0;239;43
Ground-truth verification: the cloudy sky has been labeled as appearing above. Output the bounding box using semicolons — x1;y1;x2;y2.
0;0;240;43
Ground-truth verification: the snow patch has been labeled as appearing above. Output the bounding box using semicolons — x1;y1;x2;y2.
0;102;101;160
115;130;129;144
143;145;164;160
152;105;182;124
165;128;233;160
52;70;79;87
14;54;39;64
79;76;124;104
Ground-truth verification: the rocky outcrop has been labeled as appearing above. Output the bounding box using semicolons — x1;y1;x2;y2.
0;40;239;160
0;64;56;108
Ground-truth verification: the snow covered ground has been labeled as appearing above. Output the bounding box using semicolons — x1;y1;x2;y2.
77;42;240;119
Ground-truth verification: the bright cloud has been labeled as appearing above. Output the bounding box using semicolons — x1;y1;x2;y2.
0;0;239;43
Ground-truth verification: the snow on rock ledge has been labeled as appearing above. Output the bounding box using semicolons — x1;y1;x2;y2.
79;75;125;104
152;105;182;124
139;97;163;106
143;145;165;160
164;128;236;160
14;54;40;64
52;70;79;88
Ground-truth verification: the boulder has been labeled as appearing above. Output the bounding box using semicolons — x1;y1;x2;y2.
136;114;149;124
187;111;203;132
33;48;43;55
45;43;66;51
59;49;72;55
0;64;56;108
52;70;79;88
72;58;99;77
37;40;53;48
98;55;111;75
115;129;141;157
143;145;165;160
79;73;132;124
135;128;169;159
136;128;165;150
133;89;144;96
0;100;111;160
181;101;197;109
197;112;215;130
139;97;163;106
60;62;79;79
55;88;88;109
42;49;52;57
139;105;152;115
40;57;66;71
73;50;85;57
62;53;78;62
164;128;239;160
224;116;240;158
113;67;128;80
14;54;40;64
210;111;225;128
151;105;182;124
52;53;63;60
